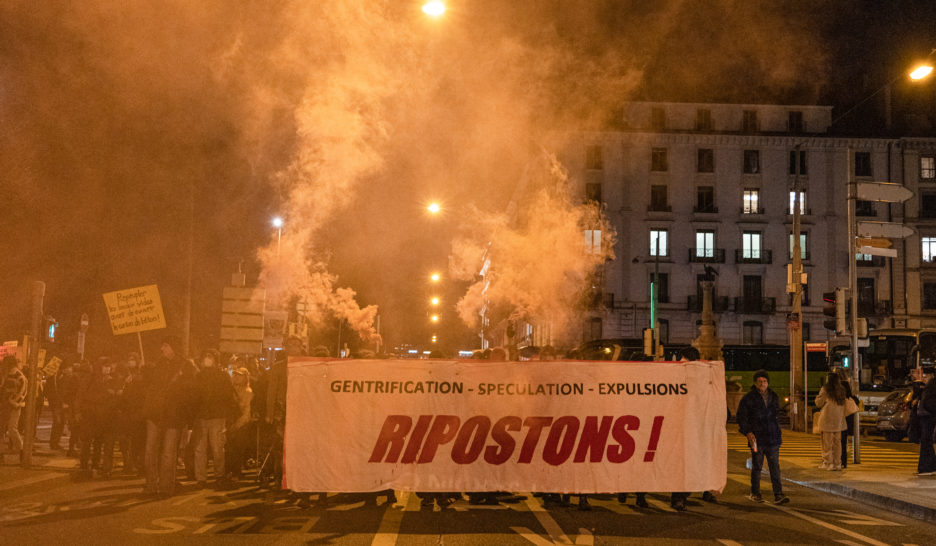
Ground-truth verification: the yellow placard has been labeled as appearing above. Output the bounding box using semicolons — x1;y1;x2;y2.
102;285;167;335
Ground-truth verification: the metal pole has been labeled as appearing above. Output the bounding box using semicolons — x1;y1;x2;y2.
790;144;805;432
848;147;861;464
23;280;45;468
653;237;661;361
183;178;194;358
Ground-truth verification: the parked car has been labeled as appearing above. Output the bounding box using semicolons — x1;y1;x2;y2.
876;387;913;442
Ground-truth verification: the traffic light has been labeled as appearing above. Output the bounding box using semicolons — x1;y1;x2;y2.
45;316;58;342
822;288;847;334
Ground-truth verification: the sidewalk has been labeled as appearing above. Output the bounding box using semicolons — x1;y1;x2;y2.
746;428;936;523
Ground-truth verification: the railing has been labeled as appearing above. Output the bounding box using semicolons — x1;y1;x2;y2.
693;205;719;214
734;297;776;314
734;249;773;264
688;248;726;263
740;207;766;215
687;295;730;312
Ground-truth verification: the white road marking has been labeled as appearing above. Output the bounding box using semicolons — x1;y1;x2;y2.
717;540;744;546
768;504;890;546
371;491;411;546
645;496;677;512
0;472;60;492
523;497;573;544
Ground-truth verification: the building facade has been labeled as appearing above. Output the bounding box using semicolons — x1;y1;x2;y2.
560;101;936;347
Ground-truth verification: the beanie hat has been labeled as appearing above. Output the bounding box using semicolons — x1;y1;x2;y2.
753;369;769;383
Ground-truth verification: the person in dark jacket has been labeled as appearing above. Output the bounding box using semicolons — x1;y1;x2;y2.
736;370;789;504
142;336;186;497
193;349;236;487
840;373;860;469
916;375;936;476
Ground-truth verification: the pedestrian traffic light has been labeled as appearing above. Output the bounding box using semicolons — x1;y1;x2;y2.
822;288;847;334
45;317;58;342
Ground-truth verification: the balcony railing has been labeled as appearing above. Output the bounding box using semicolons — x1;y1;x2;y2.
688;248;726;263
734;297;776;314
735;249;773;264
693;205;719;214
687;295;730;312
740;207;766;215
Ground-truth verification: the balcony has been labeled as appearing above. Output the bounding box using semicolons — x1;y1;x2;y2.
734;297;776;314
688;248;726;263
740;207;766;215
687;295;730;312
735;249;773;264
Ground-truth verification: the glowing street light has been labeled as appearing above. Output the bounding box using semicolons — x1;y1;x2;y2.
910;64;934;81
430;272;441;283
422;1;445;17
430;297;440;306
427;202;441;215
272;216;284;256
430;314;439;323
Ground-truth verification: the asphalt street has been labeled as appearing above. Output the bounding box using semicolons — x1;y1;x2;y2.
1;447;934;545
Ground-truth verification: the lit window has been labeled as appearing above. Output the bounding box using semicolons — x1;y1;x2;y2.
922;156;935;180
742;232;761;259
650;229;668;257
789;191;806;214
789;233;808;260
923;237;936;263
696;230;715;258
743;189;760;214
585;230;602;255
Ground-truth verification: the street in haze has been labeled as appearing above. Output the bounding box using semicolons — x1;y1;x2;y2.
3;427;935;545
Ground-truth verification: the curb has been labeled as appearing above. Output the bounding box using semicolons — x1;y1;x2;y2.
786;477;936;524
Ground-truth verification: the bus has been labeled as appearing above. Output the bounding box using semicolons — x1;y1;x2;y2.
722;344;829;417
860;328;936;389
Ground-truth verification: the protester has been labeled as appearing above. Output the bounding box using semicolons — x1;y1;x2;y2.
63;361;86;457
120;353;147;475
916;374;936;476
142;336;186;497
193;348;236;488
617;492;649;508
736;370;789;504
46;360;71;451
815;373;847;471
75;358;111;476
0;356;27;464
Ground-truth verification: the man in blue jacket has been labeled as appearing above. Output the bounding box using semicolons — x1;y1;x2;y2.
736;370;790;504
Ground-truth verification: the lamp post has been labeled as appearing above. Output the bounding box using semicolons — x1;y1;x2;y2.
272;216;284;256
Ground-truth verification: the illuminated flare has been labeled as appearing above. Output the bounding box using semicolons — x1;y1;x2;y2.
430;273;441;282
427;202;441;214
271;216;284;228
430;297;440;306
430;315;439;323
910;65;934;80
422;1;445;17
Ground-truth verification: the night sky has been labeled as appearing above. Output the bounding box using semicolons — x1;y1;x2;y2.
1;0;934;360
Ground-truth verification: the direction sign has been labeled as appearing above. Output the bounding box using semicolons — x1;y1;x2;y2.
856;237;892;248
859;245;898;257
857;221;915;239
856;182;914;203
220;287;265;355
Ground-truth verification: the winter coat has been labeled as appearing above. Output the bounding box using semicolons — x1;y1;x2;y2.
737;387;783;447
1;367;27;410
230;384;253;431
142;356;185;427
194;367;237;420
815;388;846;432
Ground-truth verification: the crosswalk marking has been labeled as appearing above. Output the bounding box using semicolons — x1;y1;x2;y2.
727;436;917;469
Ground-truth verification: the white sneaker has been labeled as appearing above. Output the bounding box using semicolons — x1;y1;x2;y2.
817;463;829;470
915;470;936;476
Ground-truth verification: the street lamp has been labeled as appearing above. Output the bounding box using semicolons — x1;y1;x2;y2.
427;202;441;215
430;314;439;323
272;216;283;256
422;1;445;17
910;64;934;81
430;296;440;306
430;272;441;283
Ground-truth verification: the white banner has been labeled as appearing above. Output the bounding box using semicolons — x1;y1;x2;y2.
284;358;726;493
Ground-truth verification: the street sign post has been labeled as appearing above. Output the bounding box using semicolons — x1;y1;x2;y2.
220;286;265;355
856;182;915;202
856;221;915;239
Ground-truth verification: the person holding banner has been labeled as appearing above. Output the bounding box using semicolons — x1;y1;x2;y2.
736;370;789;504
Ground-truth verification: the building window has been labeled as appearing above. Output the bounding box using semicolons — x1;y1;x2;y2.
788;111;804;132
742;231;762;259
921;191;936;218
789;150;807;175
742;110;758;132
586;145;603;170
855;151;872;177
743;189;760;214
585;183;602;203
585;317;602;342
695;230;715;258
650;185;669;211
584;229;601;255
657;318;670;344
856;200;875;216
923;237;936;263
743;150;760;174
789;232;808;260
650;229;668;257
922;156;935;180
789;191;807;214
650;272;669;303
924;283;936;309
651;147;668;172
696;108;712;130
697;148;714;173
651;107;665;130
742;321;764;344
696;186;716;212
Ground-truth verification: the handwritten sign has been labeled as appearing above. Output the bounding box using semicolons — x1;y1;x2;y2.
43;356;62;377
102;285;167;335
